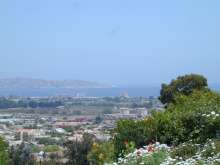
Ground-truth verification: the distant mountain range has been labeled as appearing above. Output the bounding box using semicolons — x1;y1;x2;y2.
0;78;218;97
0;78;110;89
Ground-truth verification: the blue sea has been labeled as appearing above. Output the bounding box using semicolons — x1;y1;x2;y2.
0;84;219;97
0;86;160;97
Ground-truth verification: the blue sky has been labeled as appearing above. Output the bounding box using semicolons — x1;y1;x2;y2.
0;0;220;85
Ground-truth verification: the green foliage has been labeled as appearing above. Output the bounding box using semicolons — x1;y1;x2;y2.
140;151;167;165
113;90;220;157
170;142;199;160
43;145;60;153
63;127;74;133
31;145;41;153
169;139;220;164
64;133;94;165
95;116;103;124
23;132;30;142
152;90;220;145
0;137;9;165
0;97;62;109
88;141;115;165
9;143;36;165
124;141;136;155
109;139;220;165
37;137;62;146
113;119;148;157
159;74;208;104
111;150;168;165
165;90;220;143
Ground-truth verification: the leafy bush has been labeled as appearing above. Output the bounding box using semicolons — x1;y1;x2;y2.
43;145;60;153
113;90;220;157
9;143;36;165
162;140;220;165
108;140;220;165
141;151;167;165
31;145;41;153
106;142;169;165
113;119;149;157
88;141;115;165
37;137;62;146
170;142;199;160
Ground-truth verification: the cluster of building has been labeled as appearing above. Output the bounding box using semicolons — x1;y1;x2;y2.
0;95;164;163
0;106;151;144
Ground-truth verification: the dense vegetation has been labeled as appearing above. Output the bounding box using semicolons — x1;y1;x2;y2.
64;133;95;165
107;74;220;164
84;74;220;165
0;96;154;117
0;98;62;109
113;90;220;157
159;74;208;104
0;137;8;165
0;74;220;164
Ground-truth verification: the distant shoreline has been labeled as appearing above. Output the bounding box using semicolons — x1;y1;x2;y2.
0;86;160;97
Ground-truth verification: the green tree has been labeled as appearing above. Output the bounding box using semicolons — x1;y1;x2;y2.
23;132;29;142
9;143;35;165
95;116;102;124
0;137;9;165
64;133;95;165
159;74;208;104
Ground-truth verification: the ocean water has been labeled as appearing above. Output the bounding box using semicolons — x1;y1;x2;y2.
0;87;160;97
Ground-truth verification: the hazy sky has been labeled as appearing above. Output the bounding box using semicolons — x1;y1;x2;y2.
0;0;220;85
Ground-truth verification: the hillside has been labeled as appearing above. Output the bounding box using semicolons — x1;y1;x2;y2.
0;78;110;89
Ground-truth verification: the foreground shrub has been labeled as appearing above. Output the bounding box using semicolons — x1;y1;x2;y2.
113;90;220;157
88;141;115;165
170;142;199;160
108;140;220;165
106;142;169;165
162;140;220;165
113;119;149;157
